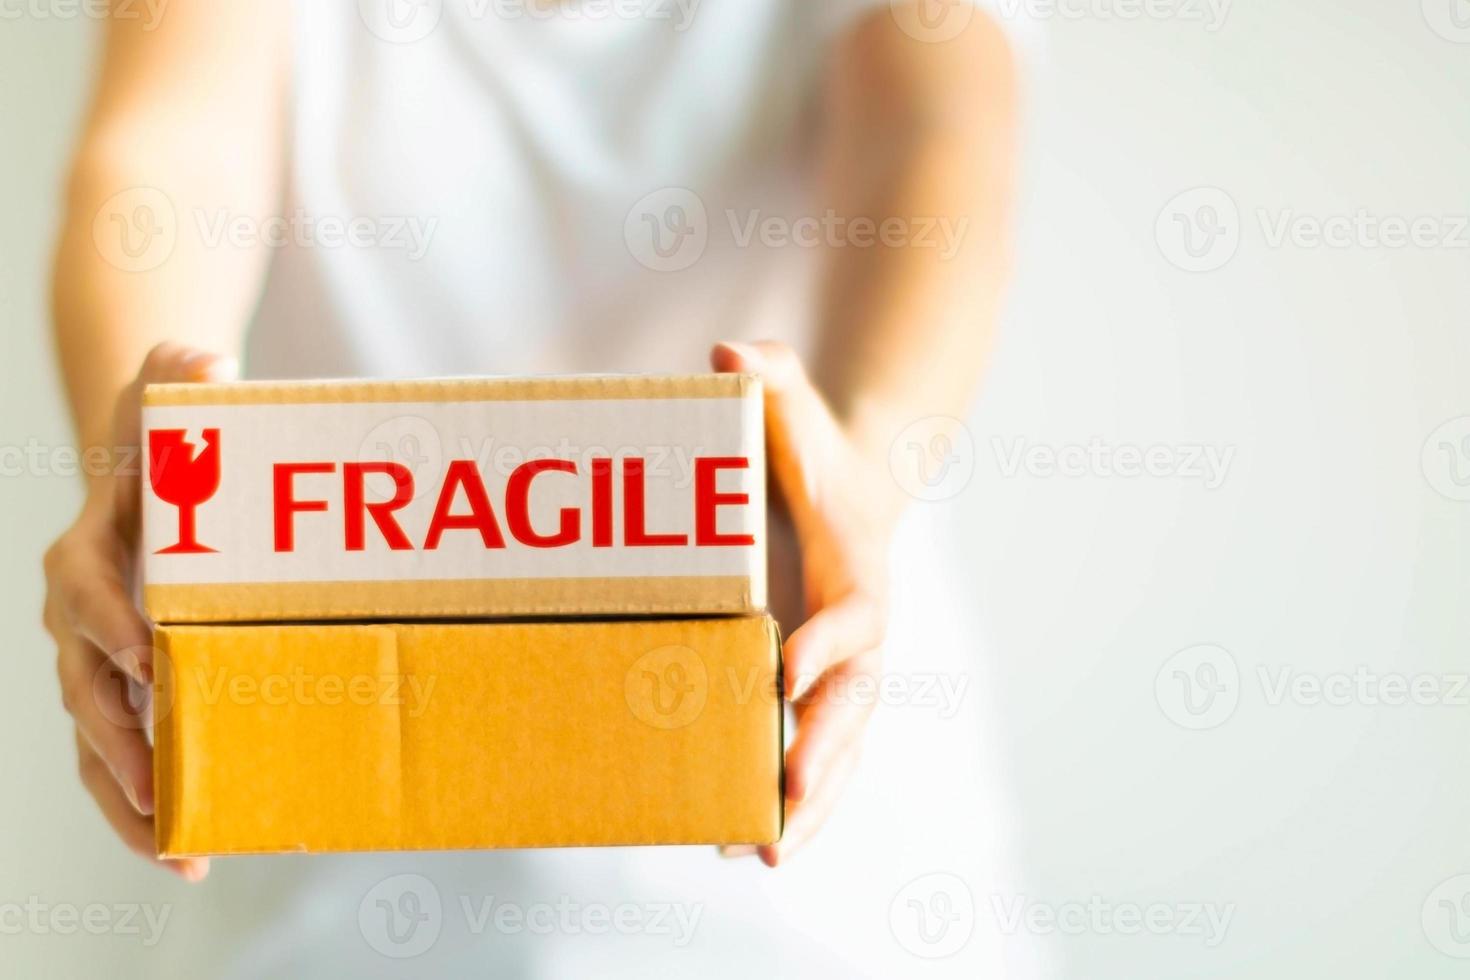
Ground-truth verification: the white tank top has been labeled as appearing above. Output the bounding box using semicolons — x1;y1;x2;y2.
246;0;917;378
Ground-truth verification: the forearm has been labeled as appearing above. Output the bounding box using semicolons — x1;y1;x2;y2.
50;1;290;463
52;146;273;455
812;9;1019;462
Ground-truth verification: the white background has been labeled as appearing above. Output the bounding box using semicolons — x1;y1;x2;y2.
3;2;1469;976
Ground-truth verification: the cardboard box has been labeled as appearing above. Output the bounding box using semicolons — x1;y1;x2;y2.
142;374;766;622
154;616;782;855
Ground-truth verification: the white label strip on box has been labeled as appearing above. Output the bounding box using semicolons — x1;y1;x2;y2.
142;397;764;588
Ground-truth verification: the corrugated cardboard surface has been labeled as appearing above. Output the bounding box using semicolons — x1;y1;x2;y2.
143;373;753;405
144;575;757;624
155;617;782;855
142;373;766;622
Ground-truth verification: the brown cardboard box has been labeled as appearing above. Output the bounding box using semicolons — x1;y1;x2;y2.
142;374;766;622
154;616;782;855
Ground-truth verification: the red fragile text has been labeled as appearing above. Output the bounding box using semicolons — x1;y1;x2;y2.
272;456;755;552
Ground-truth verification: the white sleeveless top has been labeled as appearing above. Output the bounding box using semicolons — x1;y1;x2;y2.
251;0;894;378
204;3;1042;977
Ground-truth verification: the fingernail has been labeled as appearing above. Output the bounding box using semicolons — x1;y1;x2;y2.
790;764;819;803
720;844;758;859
116;649;149;687
121;778;143;814
134;781;155;817
721;341;764;371
788;672;818;702
202;355;240;382
179;351;237;381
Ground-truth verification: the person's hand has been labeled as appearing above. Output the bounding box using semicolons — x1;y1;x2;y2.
43;343;236;882
711;341;900;866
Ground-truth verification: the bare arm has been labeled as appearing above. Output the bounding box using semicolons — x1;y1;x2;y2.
815;6;1018;462
45;0;289;879
713;7;1018;865
53;0;290;459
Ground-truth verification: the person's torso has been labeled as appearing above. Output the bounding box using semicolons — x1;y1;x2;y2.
247;0;858;379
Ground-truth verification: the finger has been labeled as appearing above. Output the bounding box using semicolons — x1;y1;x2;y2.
783;594;887;701
113;342;239;527
59;636;155;815
75;731;209;882
784;658;878;804
758;739;861;868
58;559;153;685
75;729;155;856
115;341;240;450
711;341;843;528
721;660;875;863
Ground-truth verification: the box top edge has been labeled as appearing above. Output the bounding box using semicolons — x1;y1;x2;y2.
153;614;777;635
143;373;759;407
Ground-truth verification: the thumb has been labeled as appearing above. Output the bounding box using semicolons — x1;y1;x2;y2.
139;343;240;386
711;341;842;527
117;343;239;446
113;343;239;531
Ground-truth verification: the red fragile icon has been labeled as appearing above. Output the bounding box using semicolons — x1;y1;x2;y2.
149;428;221;554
